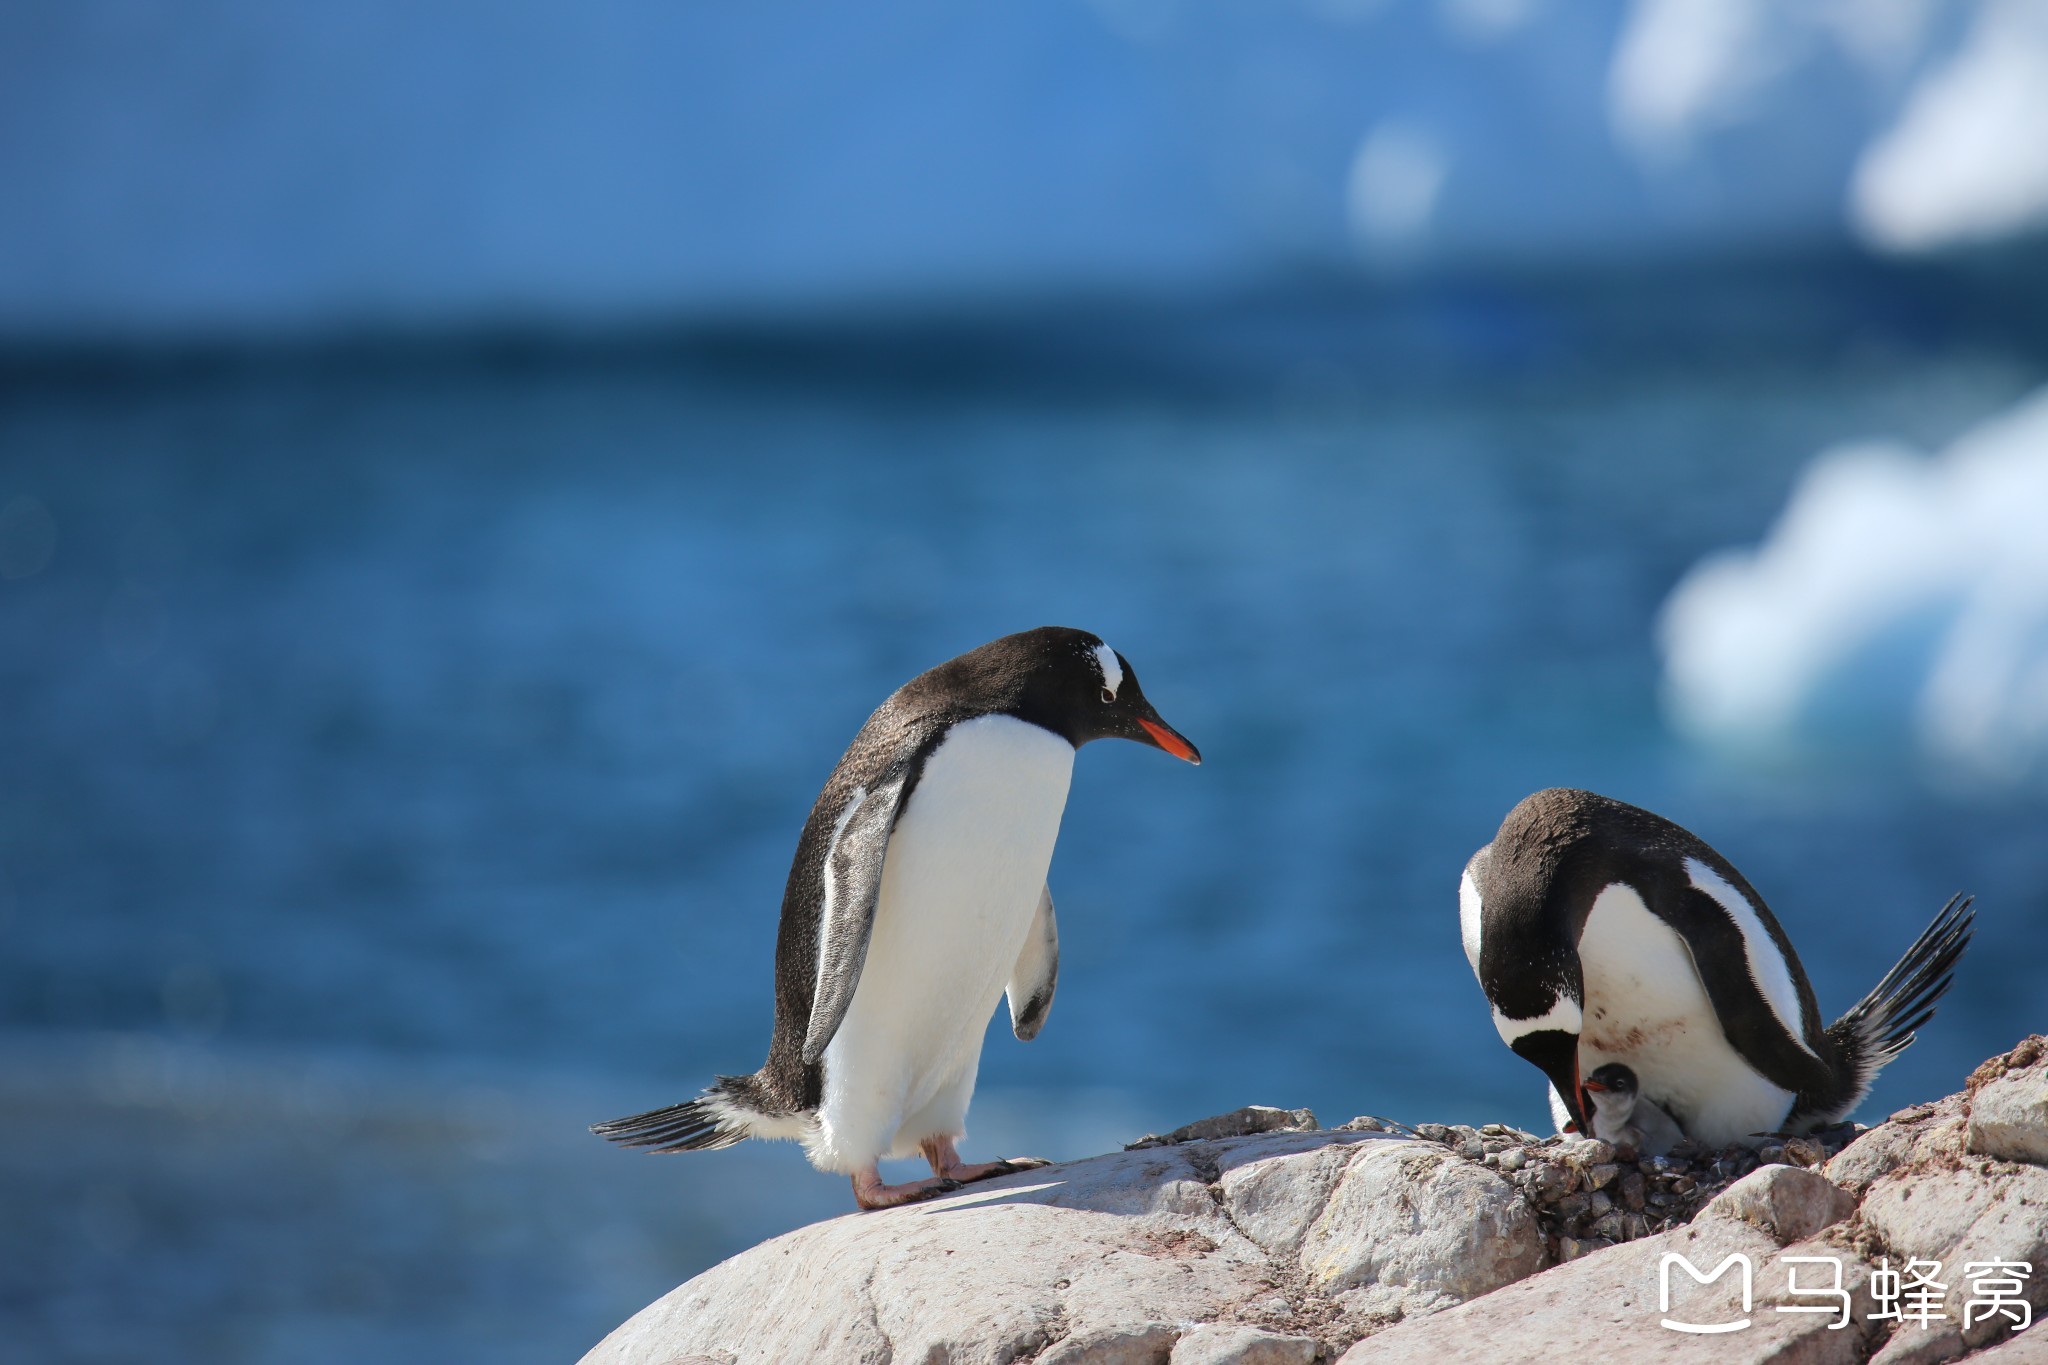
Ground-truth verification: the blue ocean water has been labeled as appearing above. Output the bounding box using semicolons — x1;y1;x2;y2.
3;307;2046;1361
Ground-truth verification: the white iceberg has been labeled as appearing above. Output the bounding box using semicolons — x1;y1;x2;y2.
1852;0;2048;252
1598;0;2048;255
1659;388;2048;783
4;0;2046;339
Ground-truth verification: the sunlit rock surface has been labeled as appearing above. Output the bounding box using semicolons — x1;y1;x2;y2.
583;1038;2048;1364
581;1123;1548;1364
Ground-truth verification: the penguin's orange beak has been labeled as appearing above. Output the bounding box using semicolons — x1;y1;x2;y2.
1138;717;1201;765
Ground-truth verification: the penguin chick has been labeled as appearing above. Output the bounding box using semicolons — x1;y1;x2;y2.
1580;1062;1686;1157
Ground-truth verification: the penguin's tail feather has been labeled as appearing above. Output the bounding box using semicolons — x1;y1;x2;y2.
1825;892;1975;1110
590;1074;791;1153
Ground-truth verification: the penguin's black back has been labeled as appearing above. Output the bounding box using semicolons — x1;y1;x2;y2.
1477;788;1827;1059
755;627;1119;1113
1471;788;1973;1137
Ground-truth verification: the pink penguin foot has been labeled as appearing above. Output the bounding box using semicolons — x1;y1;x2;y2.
919;1135;1052;1185
851;1166;961;1211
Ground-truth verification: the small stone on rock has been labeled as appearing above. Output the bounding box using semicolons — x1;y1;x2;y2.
1127;1107;1318;1149
1169;1323;1318;1365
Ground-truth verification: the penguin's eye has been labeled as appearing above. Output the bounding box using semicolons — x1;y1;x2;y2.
1100;687;1114;704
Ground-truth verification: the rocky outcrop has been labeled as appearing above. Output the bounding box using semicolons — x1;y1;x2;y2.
584;1039;2048;1365
1967;1036;2048;1168
1354;1114;1863;1263
581;1124;1547;1364
1352;1039;2048;1365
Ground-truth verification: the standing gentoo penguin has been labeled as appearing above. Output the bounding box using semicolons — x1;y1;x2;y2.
592;627;1201;1209
1460;788;1973;1148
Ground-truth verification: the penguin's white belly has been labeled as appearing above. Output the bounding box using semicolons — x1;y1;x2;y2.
1576;882;1795;1147
813;715;1074;1170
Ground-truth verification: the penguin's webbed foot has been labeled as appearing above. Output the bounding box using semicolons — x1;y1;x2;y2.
851;1168;962;1210
917;1135;1052;1186
944;1156;1052;1183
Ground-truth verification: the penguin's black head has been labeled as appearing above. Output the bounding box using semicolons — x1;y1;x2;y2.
982;626;1201;764
1469;839;1591;1135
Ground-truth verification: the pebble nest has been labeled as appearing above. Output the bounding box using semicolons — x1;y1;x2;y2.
1126;1103;1868;1263
1340;1114;1867;1261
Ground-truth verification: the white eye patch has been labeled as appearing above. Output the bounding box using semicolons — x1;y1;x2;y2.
1093;642;1123;699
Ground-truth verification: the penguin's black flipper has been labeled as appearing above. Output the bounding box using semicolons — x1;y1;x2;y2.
1006;884;1059;1041
800;767;912;1065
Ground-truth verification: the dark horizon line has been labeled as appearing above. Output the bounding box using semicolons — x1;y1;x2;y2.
2;243;2043;399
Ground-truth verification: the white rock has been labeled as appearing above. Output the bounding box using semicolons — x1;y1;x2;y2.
585;1052;2048;1365
1694;1163;1856;1245
1967;1039;2048;1166
1298;1140;1547;1318
581;1128;1548;1364
1334;1214;1866;1364
1957;1326;2048;1363
1042;1322;1180;1365
1170;1323;1320;1365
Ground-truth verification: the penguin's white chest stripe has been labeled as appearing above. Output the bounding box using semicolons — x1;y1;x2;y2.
1492;994;1583;1046
1684;858;1815;1057
1577;880;1794;1144
813;714;1075;1168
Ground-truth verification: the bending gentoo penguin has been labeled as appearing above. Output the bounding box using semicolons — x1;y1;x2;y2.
1578;1063;1687;1156
1460;788;1973;1149
592;627;1200;1209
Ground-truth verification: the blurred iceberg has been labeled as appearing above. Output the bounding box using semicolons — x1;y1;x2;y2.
1851;0;2048;252
1659;389;2048;783
1608;0;1938;160
3;0;2046;341
1608;0;2048;253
